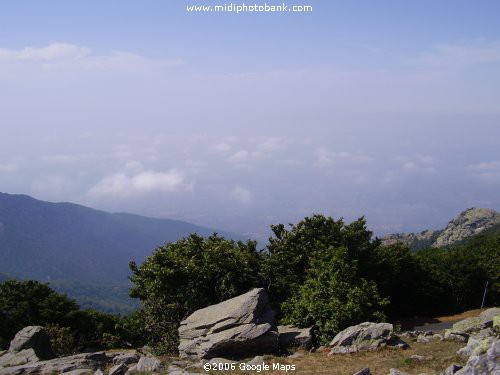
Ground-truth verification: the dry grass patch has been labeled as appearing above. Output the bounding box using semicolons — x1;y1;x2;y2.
197;340;465;375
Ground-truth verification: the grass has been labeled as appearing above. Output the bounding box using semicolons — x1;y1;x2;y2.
157;339;465;375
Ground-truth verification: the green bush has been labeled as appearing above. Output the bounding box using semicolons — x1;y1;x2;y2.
129;233;264;353
45;324;75;356
0;280;79;345
263;214;379;318
280;246;388;345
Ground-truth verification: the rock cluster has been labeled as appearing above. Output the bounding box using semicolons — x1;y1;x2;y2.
0;328;163;375
442;307;500;375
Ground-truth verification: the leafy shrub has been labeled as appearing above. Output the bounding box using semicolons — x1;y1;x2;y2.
129;233;264;353
281;246;388;344
0;280;79;344
45;324;75;356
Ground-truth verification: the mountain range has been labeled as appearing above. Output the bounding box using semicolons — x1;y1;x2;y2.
0;192;241;312
2;192;499;313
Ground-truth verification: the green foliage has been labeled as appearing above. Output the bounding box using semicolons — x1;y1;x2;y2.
115;309;148;347
129;233;264;353
264;214;379;317
0;280;79;343
0;279;145;352
281;247;388;344
414;231;500;314
363;242;423;317
45;324;75;356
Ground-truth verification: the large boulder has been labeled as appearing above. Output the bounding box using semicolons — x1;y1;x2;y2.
329;322;405;355
178;288;278;359
8;326;55;360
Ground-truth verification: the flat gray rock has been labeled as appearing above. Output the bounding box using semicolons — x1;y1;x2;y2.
0;351;110;375
0;349;39;367
329;322;394;355
136;356;163;372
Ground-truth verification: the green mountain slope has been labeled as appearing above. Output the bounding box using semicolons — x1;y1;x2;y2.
0;192;242;312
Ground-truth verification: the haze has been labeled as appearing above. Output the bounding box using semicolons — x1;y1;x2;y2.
1;1;500;241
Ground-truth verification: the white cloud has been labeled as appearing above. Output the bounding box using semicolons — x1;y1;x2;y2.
0;163;17;172
420;40;500;68
209;142;233;154
32;175;71;194
0;42;182;71
469;160;500;171
227;150;264;163
314;147;373;166
41;153;97;163
394;154;437;175
468;160;500;183
256;137;287;153
88;169;193;197
0;43;90;61
231;186;253;203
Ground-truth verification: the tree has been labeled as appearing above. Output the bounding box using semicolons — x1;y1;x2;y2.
129;233;264;353
0;280;79;345
362;242;423;318
281;246;388;344
263;214;379;317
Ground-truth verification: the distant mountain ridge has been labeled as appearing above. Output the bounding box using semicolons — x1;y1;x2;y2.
0;192;242;312
382;207;500;250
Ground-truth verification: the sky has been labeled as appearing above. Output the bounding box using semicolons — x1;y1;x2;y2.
1;1;500;242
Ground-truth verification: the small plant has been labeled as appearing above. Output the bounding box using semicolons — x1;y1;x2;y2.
45;324;75;356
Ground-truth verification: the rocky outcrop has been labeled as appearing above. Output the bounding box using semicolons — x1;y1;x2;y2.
328;322;408;355
381;230;439;249
382;207;500;249
0;352;110;375
8;326;55;360
134;356;164;372
455;337;499;374
445;307;500;340
0;349;39;368
277;325;313;349
0;346;151;375
444;310;500;375
479;307;500;327
178;288;278;359
433;208;500;248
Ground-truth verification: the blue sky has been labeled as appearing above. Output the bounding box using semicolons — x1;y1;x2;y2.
1;1;500;241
